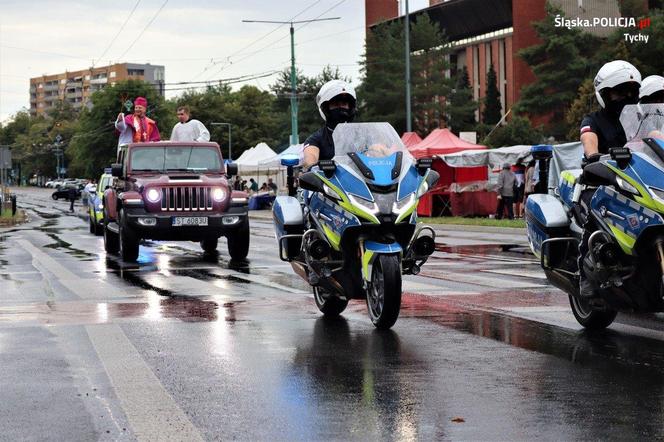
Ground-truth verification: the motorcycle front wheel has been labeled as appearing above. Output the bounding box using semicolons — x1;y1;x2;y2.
313;286;348;317
569;295;617;330
366;254;402;329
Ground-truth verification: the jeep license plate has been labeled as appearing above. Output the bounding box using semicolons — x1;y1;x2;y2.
172;216;208;227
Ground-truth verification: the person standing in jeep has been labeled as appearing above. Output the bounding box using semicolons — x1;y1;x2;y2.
115;97;161;150
170;106;210;142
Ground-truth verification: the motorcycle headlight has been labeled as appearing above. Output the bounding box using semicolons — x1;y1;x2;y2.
348;193;379;214
212;187;227;202
393;193;416;212
146;188;161;203
323;184;342;201
616;176;639;195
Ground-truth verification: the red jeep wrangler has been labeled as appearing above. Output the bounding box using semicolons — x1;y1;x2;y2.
103;141;249;261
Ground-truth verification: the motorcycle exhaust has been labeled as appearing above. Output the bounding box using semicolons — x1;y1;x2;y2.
412;235;435;257
308;238;331;260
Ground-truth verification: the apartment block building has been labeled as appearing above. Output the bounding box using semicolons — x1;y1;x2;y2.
29;63;165;116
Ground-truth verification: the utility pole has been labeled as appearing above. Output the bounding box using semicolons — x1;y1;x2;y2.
210;122;232;160
243;17;340;145
404;0;412;132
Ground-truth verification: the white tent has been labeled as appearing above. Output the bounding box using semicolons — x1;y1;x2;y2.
440;142;584;189
235;142;278;173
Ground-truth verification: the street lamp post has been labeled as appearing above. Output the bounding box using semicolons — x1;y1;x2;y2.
243;17;340;146
210;122;232;160
404;0;412;132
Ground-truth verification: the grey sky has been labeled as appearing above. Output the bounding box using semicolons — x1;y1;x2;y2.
0;0;428;123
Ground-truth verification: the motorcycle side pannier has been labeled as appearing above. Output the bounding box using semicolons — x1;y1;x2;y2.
273;196;304;260
525;194;570;258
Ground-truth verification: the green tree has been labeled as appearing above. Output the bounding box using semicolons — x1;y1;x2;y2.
516;3;602;139
270;66;350;148
565;78;597;141
358;14;451;135
485;116;544;148
410;14;452;134
482;64;502;125
68;80;172;178
447;66;477;134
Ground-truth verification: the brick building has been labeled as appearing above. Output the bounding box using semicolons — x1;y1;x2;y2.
29;63;165;116
365;0;636;125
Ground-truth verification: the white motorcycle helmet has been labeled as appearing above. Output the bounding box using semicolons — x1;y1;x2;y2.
316;79;357;123
593;60;641;108
639;75;664;104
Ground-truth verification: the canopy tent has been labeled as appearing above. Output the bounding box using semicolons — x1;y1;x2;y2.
440;141;584;189
235;142;278;174
409;128;487;158
408;129;489;217
401;131;422;148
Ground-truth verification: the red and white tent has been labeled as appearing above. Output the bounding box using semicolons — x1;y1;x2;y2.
408;129;490;217
401;131;423;148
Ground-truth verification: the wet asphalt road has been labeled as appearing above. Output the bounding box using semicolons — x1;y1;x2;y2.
2;187;664;440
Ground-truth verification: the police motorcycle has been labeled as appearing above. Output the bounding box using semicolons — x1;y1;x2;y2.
526;104;664;329
273;122;440;329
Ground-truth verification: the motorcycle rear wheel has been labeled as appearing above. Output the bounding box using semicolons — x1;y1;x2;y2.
569;295;617;330
366;254;402;329
313;286;348;317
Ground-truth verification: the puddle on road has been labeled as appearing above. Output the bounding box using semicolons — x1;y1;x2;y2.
401;294;664;372
436;243;532;256
42;233;97;260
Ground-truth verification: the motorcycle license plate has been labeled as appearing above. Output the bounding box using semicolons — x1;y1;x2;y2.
172;216;208;226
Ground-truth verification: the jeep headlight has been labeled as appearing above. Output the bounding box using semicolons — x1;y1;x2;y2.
146;188;161;203
212;187;227;202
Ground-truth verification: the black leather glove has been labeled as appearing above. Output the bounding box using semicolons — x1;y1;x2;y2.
582;153;601;168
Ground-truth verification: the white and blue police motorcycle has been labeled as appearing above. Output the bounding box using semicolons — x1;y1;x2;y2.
526;104;664;329
273;123;439;329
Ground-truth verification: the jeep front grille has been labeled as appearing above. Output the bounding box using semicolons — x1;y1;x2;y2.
160;187;213;211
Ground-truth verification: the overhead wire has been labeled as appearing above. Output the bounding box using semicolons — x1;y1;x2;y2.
203;0;348;81
115;0;169;62
94;0;142;66
192;0;325;81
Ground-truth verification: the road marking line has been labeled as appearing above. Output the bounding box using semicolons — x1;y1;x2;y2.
18;239;132;299
481;269;548;280
422;270;547;289
86;324;204;442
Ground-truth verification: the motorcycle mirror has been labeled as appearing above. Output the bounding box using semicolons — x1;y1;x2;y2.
417;157;433;176
426;170;440;189
318;160;337;178
226;163;238;177
111;163;123;178
610;147;632;170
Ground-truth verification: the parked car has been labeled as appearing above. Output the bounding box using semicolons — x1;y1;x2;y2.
52;185;81;200
88;171;112;235
103;141;249;261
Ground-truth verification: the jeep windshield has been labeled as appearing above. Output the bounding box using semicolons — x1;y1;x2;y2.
129;146;222;172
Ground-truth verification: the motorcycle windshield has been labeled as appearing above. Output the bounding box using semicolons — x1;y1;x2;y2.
620;104;664;169
332;123;413;185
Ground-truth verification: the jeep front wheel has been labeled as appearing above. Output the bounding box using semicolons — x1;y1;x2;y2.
103;217;119;254
227;218;250;260
119;210;139;262
201;238;218;254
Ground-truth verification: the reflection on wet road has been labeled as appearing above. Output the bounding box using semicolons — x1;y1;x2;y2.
2;187;664;439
